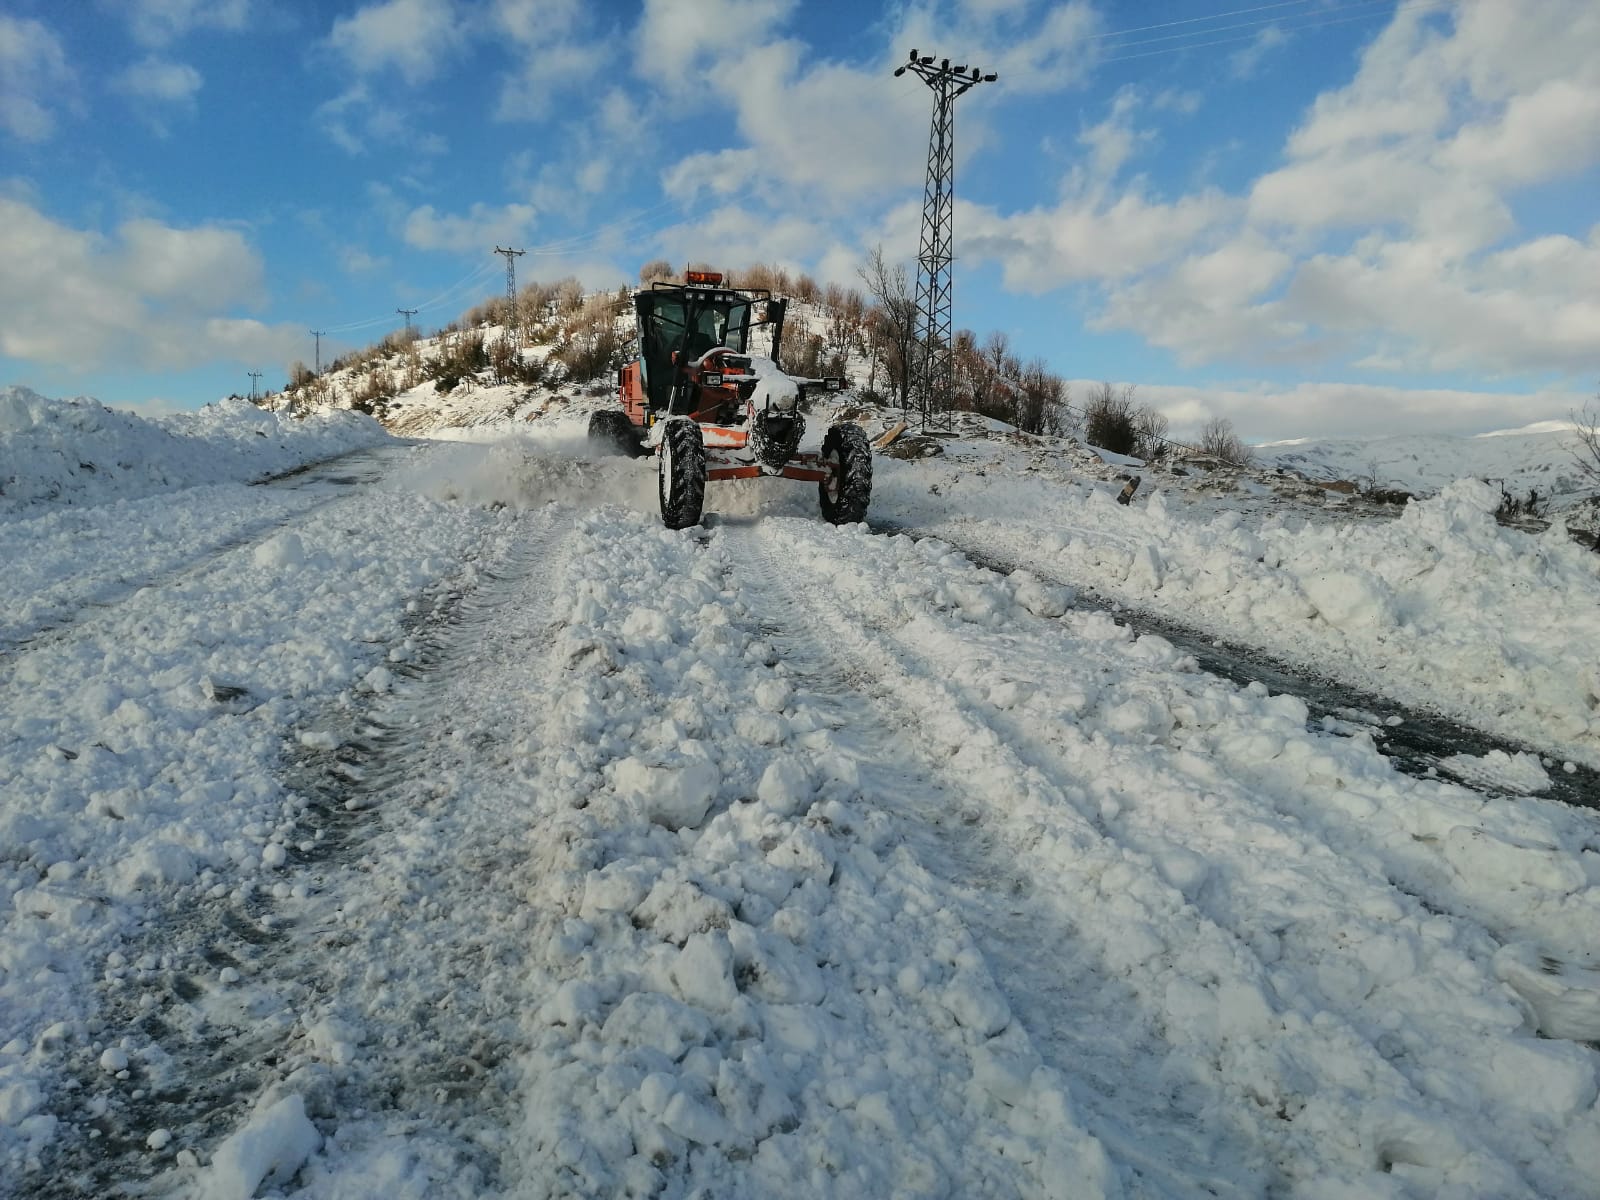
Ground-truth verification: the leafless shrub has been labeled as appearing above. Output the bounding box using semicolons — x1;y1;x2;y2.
1199;416;1252;466
638;259;674;285
1572;397;1600;488
1133;406;1170;460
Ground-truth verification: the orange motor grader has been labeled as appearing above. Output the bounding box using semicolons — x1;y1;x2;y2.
587;270;872;530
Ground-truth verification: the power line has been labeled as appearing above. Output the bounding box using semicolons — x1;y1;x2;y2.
1098;0;1412;65
1097;0;1391;53
1089;0;1327;42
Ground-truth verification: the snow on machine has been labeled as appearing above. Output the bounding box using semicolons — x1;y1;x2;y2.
587;270;872;529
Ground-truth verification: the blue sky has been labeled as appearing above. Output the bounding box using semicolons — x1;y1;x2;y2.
2;0;1597;440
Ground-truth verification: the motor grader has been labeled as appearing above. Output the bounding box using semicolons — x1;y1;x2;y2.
587;270;872;529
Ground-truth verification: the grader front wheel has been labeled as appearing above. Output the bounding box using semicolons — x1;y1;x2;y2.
819;423;872;525
658;418;707;530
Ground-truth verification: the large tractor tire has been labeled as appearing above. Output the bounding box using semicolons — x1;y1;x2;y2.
588;408;642;457
819;423;872;525
658;418;707;530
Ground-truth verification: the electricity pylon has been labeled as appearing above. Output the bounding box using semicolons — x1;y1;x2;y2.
495;246;525;344
896;50;996;428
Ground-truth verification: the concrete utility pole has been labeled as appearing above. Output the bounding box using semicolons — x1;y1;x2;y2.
396;308;418;335
248;370;263;401
310;329;326;375
494;246;526;343
895;50;996;428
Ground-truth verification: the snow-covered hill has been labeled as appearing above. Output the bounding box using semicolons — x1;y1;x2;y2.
2;387;1599;1199
1258;424;1591;507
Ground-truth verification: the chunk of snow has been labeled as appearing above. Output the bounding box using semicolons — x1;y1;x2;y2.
1299;569;1396;631
614;755;720;830
253;531;305;568
0;1080;44;1126
1494;944;1600;1042
200;1094;321;1200
756;756;813;818
671;932;738;1013
1441;827;1586;894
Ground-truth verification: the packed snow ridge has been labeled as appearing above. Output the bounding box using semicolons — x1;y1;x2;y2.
1;387;1598;1200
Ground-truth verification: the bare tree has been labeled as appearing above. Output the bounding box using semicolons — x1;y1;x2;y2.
1571;397;1600;487
1133;405;1170;460
858;245;918;409
1200;416;1252;466
638;259;674;285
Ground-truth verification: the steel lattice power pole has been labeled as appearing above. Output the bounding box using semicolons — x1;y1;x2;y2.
397;307;418;336
494;246;525;344
310;329;325;375
896;51;996;428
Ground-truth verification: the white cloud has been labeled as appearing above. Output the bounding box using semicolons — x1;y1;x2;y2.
314;83;446;157
113;57;203;105
492;0;581;42
328;0;465;85
338;245;387;275
965;188;1235;292
1439;78;1600;187
402;201;539;253
651;204;851;284
496;39;608;120
633;0;796;88
488;0;609;120
1228;24;1288;80
0;197;302;371
116;0;250;47
0;15;75;142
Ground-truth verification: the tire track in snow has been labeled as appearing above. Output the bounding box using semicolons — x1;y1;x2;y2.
718;517;1267;1199
17;489;544;1200
227;502;580;1192
738;517;1577;1198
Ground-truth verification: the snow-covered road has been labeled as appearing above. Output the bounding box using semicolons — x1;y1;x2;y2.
4;429;1599;1199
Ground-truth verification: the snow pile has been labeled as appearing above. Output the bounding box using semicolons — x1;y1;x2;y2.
889;453;1600;765
0;386;391;512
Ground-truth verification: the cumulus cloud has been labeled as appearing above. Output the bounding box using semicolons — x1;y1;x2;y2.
314;82;447;157
0;15;75;142
328;0;465;85
965;188;1235;292
113;57;203;105
402;201;539;253
115;0;251;47
0;197;301;371
633;0;797;88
